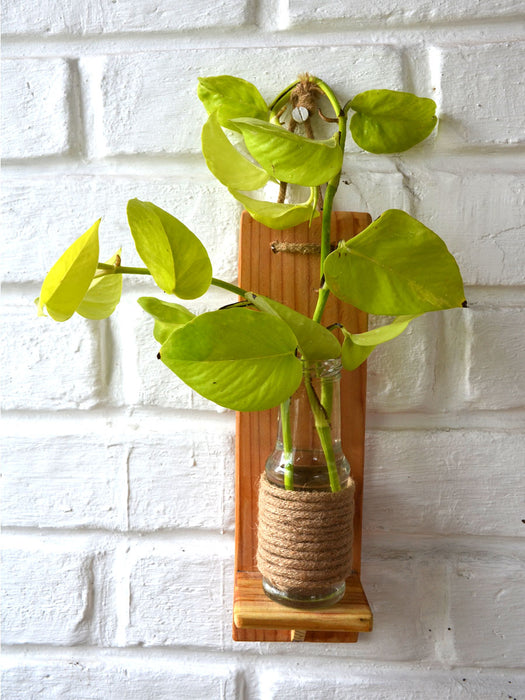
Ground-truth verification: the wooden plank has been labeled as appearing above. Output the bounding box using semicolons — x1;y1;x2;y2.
234;572;373;633
233;211;371;643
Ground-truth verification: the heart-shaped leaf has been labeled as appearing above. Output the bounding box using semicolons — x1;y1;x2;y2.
229;188;319;230
197;75;268;131
232;118;343;186
159;307;302;411
76;250;123;320
138;296;195;344
201;111;270;190
324;209;466;315
247;293;341;361
37;220;100;322
349;89;437;154
341;314;420;370
127;199;212;299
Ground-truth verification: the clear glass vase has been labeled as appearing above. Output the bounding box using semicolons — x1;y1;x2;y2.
257;358;354;609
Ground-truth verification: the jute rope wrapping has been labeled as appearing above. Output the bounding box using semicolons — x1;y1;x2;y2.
257;474;355;596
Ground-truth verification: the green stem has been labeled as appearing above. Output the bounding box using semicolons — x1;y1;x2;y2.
96;262;151;276
96;264;247;300
280;398;294;490
304;375;341;492
309;78;348;326
210;277;247;297
320;376;333;421
269;80;300;119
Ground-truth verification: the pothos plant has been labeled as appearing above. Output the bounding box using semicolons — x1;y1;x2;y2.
36;74;466;493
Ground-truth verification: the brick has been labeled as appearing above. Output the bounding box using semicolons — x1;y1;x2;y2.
466;307;525;410
0;300;104;411
86;46;403;156
449;551;525;667
127;428;235;531
1;436;124;530
352;555;443;661
260;666;525;699
1;58;71;159
1;0;251;35
122;539;233;647
437;42;525;146
364;430;525;537
366;312;441;412
286;0;523;27
0;655;242;700
337;166;411;220
412;169;525;286
1;537;96;645
1;174;239;285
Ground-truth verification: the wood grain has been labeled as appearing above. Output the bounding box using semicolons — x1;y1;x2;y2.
234;572;373;633
233;212;372;643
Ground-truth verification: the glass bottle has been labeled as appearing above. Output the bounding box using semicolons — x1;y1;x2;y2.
260;358;353;609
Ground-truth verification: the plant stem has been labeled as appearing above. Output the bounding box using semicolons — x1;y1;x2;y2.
304;374;341;492
280;398;294;490
269;80;300;119
309;78;348;326
97;262;151;276
96;264;247;300
210;278;247;297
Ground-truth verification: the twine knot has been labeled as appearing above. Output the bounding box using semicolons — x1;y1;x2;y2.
290;74;323;116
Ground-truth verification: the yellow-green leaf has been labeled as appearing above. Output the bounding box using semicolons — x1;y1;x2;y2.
247;293;341;361
341;315;420;370
324;210;466;315
197;75;268;131
137;296;195;344
76;251;123;320
232;118;343;187
201;111;270;191
37;220;100;322
349;89;437;154
160;307;302;411
127;200;212;299
229;188;319;230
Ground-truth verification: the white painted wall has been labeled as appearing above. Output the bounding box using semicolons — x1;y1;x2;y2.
2;1;525;698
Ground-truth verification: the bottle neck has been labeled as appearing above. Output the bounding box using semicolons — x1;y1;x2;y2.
266;358;350;491
281;359;343;452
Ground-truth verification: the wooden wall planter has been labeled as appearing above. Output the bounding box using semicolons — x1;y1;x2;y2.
233;211;373;643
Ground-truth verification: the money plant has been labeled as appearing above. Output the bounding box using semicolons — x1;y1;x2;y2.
36;74;466;493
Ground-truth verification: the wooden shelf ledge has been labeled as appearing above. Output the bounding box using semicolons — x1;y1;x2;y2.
234;571;373;637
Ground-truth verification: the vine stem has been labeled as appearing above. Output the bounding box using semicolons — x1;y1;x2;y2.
96;263;248;299
304;374;341;492
280;398;294;491
310;77;348;326
96;262;151;276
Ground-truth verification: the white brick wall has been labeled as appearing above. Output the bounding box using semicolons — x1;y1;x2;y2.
2;0;524;697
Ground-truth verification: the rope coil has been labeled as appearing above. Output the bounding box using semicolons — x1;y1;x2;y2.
256;475;355;595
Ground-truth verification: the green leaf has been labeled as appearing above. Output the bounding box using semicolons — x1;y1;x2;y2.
37;220;100;322
232;118;343;186
246;293;341;361
349;89;437;154
229;188;319;230
76;250;123;320
159;307;302;411
127;199;212;299
138;296;195;344
201;111;270;190
197;75;268;131
341;315;420;370
324;209;466;315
